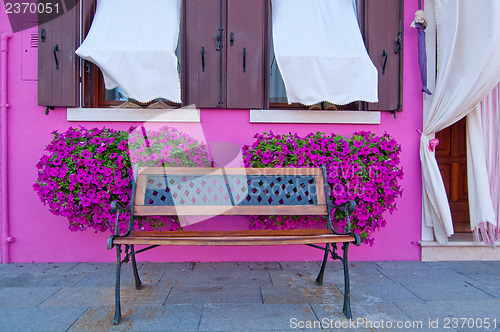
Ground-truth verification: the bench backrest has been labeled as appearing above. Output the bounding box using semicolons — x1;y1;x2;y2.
132;167;329;217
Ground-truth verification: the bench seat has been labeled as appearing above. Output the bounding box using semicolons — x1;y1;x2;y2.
112;229;357;246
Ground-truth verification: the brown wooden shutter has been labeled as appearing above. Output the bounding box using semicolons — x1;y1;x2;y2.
226;0;268;109
38;2;79;107
81;0;98;108
362;0;402;111
183;0;226;108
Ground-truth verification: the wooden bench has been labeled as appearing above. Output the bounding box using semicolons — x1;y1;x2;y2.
108;165;361;325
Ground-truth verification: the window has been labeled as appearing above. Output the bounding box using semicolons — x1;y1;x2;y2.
38;0;402;113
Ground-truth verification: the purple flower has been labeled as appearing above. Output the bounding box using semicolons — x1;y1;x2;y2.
81;150;91;158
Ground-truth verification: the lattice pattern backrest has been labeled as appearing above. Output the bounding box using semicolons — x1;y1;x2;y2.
143;174;319;207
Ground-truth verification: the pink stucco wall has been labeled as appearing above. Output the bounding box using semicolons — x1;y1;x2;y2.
0;1;423;263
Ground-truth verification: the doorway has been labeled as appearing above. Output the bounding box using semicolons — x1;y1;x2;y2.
435;117;471;233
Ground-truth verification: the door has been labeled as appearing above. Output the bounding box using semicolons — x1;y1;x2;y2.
435;117;470;233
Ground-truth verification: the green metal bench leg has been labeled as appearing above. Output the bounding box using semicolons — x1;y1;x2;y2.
341;242;352;319
113;244;122;325
130;245;142;290
315;243;330;285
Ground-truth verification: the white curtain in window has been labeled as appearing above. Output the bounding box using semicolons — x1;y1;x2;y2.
75;0;181;103
271;0;378;106
466;84;500;244
422;0;500;243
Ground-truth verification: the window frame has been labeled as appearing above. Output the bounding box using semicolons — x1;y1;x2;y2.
38;0;402;121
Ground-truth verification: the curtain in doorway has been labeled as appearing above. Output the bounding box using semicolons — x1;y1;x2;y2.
422;0;500;243
466;84;500;244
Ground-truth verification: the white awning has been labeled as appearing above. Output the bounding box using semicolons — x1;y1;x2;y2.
271;0;378;106
76;0;181;103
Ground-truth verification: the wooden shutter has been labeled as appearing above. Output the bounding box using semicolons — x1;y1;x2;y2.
362;0;402;111
38;2;79;107
81;0;98;108
183;0;226;108
226;0;268;109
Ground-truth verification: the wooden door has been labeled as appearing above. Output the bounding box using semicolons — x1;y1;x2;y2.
435;117;470;233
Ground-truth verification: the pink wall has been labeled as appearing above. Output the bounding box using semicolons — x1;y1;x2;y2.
0;1;423;263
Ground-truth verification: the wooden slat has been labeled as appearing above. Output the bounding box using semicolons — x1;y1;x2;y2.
315;173;327;205
135;174;147;206
137;167;322;177
129;229;334;237
133;205;327;216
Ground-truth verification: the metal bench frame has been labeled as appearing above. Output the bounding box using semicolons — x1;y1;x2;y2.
108;165;361;325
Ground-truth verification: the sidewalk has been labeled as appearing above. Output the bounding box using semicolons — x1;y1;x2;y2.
0;261;499;331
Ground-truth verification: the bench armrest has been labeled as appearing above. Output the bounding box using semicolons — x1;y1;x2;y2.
111;201;129;213
328;200;362;246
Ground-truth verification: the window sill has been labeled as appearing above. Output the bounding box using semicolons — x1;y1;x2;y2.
250;109;381;124
67;107;200;122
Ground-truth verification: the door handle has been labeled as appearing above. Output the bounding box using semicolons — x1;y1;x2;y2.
53;44;59;70
382;50;387;75
201;47;205;72
243;48;246;73
230;32;234;46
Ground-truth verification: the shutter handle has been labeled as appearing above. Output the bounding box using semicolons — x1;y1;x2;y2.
243;48;246;73
41;29;46;42
53;44;59;70
201;47;205;72
230;32;234;46
382;50;387;75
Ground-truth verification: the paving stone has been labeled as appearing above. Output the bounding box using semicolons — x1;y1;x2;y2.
199;304;319;331
170;263;272;286
378;267;472;284
279;261;319;271
424;261;493;270
192;261;281;272
312;302;414;332
375;261;437;270
447;265;500;282
41;285;172;307
322;263;392;285
0;272;86;287
72;269;144;287
394;299;500;332
464;279;500;299
348;282;422;303
69;305;202;332
0;307;88;332
401;281;495;301
166;285;262;304
1;263;79;274
68;262;132;273
140;261;195;272
0;287;60;307
269;268;318;285
483;261;500;269
261;284;344;304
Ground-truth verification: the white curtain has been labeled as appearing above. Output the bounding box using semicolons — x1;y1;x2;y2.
271;0;378;106
422;0;500;243
75;0;181;103
466;84;500;244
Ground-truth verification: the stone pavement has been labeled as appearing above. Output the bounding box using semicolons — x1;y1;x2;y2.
0;261;499;331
